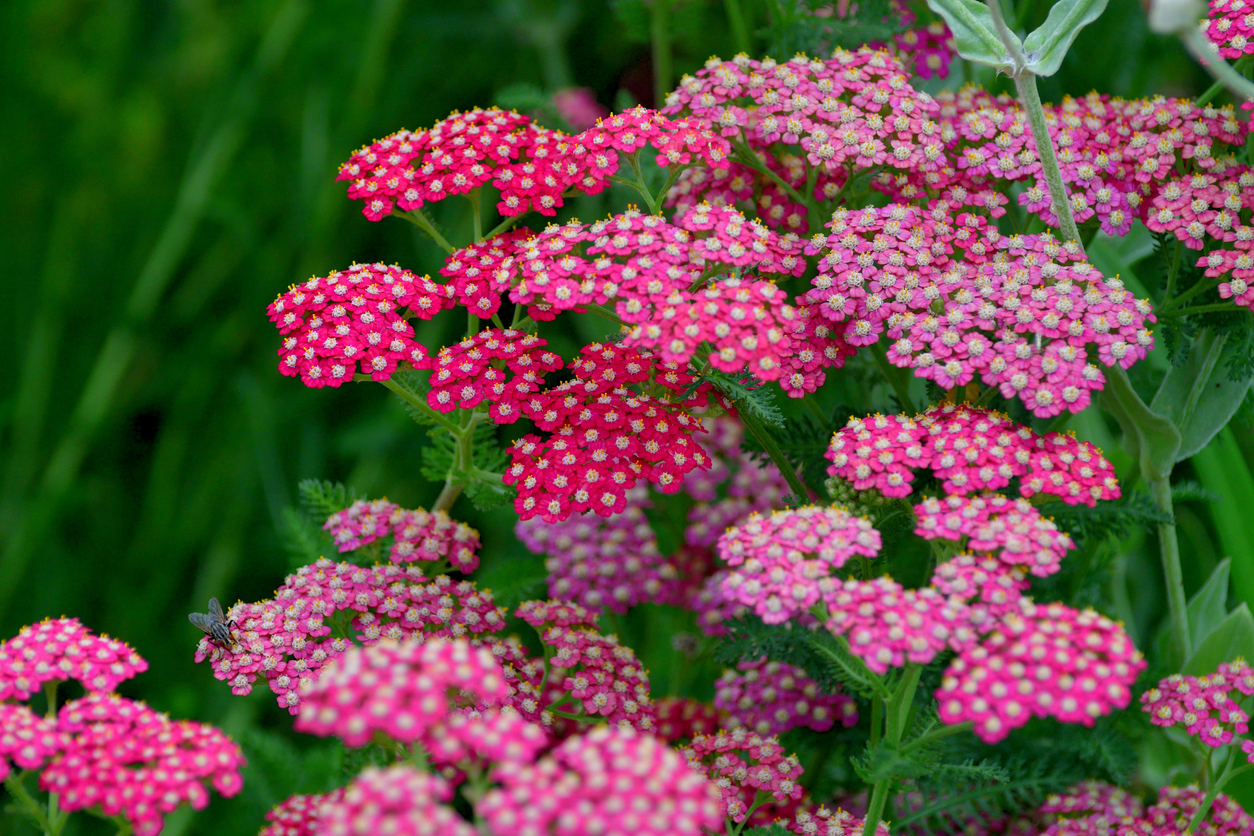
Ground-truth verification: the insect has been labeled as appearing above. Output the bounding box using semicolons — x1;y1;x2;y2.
189;597;238;649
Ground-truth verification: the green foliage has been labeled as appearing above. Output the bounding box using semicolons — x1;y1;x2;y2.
1041;492;1171;547
420;420;514;510
235;729;345;818
762;0;904;57
277;507;336;570
1183;603;1254;675
705;371;785;427
741;413;836;487
298;479;364;521
389;369;439;427
1021;0;1112;77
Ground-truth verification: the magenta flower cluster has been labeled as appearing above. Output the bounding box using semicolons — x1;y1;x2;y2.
0;617;148;700
1141;660;1254;753
323;499;481;572
681;729;806;823
913;493;1076;577
715;658;858;735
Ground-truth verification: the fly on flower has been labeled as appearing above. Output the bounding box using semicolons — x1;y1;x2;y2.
189;597;238;650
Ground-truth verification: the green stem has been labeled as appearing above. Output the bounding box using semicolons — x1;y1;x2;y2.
887;664;923;743
1149;474;1191;660
1184;29;1254;106
586;303;624;327
379;379;461;434
1013;72;1083;247
1196;56;1254;106
628;153;660;214
1162;303;1248;318
651;0;673;108
738;403;808;500
802;395;829;426
862;774;893;836
484;212;526;241
724;0;750;53
1164;239;1182;302
869;341;917;413
901;720;974;755
734;141;810;209
1187;752;1254;832
401;209;455;254
1161;274;1220;313
468;188;482;242
4;773;52;834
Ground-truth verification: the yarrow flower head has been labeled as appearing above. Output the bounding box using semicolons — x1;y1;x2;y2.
439;227;535;319
1126;785;1254;836
193;559;505;713
937;599;1145;743
0;703;65;780
1038;780;1146;836
318;766;475;836
480;726;726;836
1140;659;1253;750
913;493;1076;578
717;505;882;624
258;789;345;836
0;617;148;701
826;404;1120;506
324;499;481;572
715;659;858;735
42;693;245;836
1206;0;1254;61
786;806;893;836
428;328;563;422
267;262;453;388
653;697;724;742
681;729;805;824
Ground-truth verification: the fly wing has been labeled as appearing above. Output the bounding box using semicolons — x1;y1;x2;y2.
188;612;215;634
208;597;225;620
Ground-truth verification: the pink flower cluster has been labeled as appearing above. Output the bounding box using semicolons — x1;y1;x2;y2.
802;206;1152;416
1207;0;1254;61
681;729;805;824
653;697;724;742
823;576;971;674
42;693;244;836
515;599;655;731
428;328;563;421
504;341;711;522
894;19;955;80
1141;660;1254;750
516;486;678;613
193;558;504;713
0;703;64;780
1039;781;1145;836
505;205;804;324
931;552;1030;626
337;105;730;222
480;726;726;836
267;262;453;388
684;416;792;548
937;600;1145;743
1133;785;1254;836
717;505;882;624
0;617;148;700
323;499;481;572
259;789;345;836
826;404;1120;506
295;638;547;770
439;227;534;319
788;806;892;836
715;659;858;735
914;493;1076;577
319;766;474;836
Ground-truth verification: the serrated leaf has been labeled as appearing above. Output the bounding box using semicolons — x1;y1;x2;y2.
1190;559;1232;650
924;0;1015;72
278;507;336;570
1150;329;1254;462
1021;0;1110;76
1183;602;1254;676
298;479;365;520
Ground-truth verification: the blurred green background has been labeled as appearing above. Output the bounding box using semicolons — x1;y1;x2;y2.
0;0;1249;832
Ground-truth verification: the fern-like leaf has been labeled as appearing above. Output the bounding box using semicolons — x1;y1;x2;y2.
298;479;364;521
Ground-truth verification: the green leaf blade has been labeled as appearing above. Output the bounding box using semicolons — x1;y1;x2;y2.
924;0;1015;72
1022;0;1111;76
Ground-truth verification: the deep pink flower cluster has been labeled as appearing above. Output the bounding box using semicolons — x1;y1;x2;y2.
324;499;481;572
505;205;804;324
802;205;1153;415
480;726;726;836
0;703;64;780
653;697;724;743
514;599;656;731
826;404;1120;506
1207;0;1254;63
193;558;504;713
715;659;858;735
574;105;732;193
823;577;971;674
717;505;882;624
681;729;805;823
788;806;892;836
428;328;563;421
42;693;244;836
319;766;474;836
295;638;548;770
914;493;1076;577
937;600;1145;743
0;617;148;700
894;19;955;80
1038;781;1145;836
267;263;453;388
1131;785;1254;836
516;486;679;613
259;789;345;836
504;341;711;522
931;552;1030;628
1140;660;1254;750
439;227;534;319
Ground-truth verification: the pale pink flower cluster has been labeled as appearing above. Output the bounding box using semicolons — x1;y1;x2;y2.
914;493;1076;577
788;806;893;836
0;616;148;700
323;499;481;572
936;600;1145;743
718;505;882;624
1039;781;1145;836
826;404;1120;506
193;559;504;712
480;726;725;836
681;729;805;824
1124;785;1253;836
715;658;858;735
